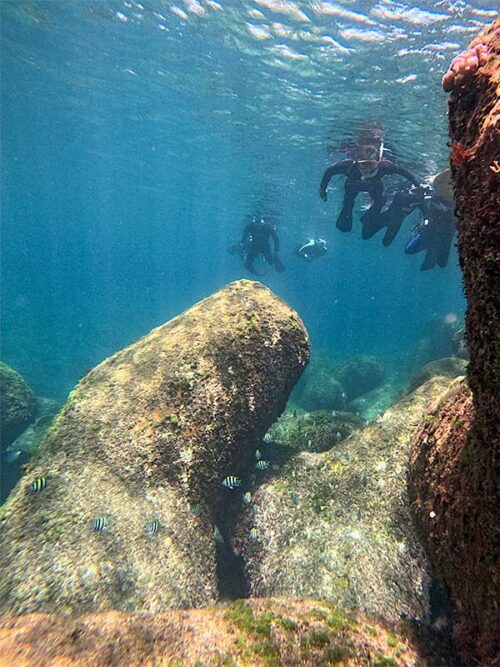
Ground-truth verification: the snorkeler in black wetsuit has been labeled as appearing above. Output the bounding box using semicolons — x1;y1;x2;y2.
319;138;419;233
235;216;285;275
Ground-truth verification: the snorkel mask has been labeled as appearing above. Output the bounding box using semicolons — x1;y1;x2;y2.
356;139;384;179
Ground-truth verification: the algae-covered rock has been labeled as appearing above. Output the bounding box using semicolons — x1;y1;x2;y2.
348;382;401;422
0;280;309;616
267;410;364;452
407;356;467;392
299;369;345;411
232;377;455;625
0;362;37;449
410;19;500;666
335;355;385;401
0;598;447;667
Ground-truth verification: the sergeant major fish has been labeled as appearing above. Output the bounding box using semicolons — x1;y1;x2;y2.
221;476;242;490
29;477;47;493
255;460;270;471
91;516;108;532
146;520;160;535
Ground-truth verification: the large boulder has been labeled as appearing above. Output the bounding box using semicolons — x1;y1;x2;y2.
407;356;467;393
0;598;449;667
232;377;454;626
0;280;309;616
410;20;500;666
296;355;346;412
0;362;37;449
335;355;385;401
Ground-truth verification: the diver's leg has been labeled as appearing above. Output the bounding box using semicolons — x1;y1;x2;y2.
244;250;259;274
360;183;386;239
337;188;356;232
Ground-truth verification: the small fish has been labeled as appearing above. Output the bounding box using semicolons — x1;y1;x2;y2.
213;525;224;544
190;503;201;517
255;449;262;460
243;491;252;505
262;433;272;444
249;527;258;541
146;520;160;535
91;516;108;532
221;475;242;490
256;460;270;471
29;477;47;493
292;409;297;418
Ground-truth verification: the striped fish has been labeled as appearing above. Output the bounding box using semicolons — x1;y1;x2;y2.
146;520;160;535
29;477;47;493
91;516;108;532
255;460;270;471
221;475;241;490
242;491;252;505
249;527;258;541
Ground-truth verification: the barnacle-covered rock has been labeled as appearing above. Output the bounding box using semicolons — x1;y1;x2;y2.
0;362;37;449
410;19;500;666
233;377;454;626
0;280;309;616
267;409;364;453
0;598;447;667
407;356;467;393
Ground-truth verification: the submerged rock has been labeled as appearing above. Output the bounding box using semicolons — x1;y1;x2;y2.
0;362;37;449
0;280;309;616
232;377;455;626
267;409;364;452
299;369;345;412
410;20;500;666
407;356;467;393
335;355;385;401
0;598;447;667
348;382;401;422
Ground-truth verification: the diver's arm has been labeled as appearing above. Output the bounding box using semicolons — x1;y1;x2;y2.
382;160;420;186
319;161;351;200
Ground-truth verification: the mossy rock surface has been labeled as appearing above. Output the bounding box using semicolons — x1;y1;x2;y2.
0;281;309;616
268;410;364;453
407;357;467;393
0;598;439;666
335;356;385;401
233;377;455;626
0;362;37;449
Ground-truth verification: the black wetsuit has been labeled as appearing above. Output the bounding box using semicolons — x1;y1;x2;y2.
241;220;284;275
402;193;456;270
319;159;419;232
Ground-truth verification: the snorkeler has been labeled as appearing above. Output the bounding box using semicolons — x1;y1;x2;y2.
294;238;328;262
319;131;419;233
403;170;456;270
230;216;285;275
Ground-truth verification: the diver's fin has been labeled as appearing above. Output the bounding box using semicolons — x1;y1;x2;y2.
361;213;385;239
420;250;437;271
382;219;404;246
336;211;353;233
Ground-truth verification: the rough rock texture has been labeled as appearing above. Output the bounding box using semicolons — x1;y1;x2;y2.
407;357;467;393
0;280;309;616
335;355;385;401
299;372;345;412
233;377;454;626
267;410;364;452
348;383;401;422
0;598;445;667
451;327;468;360
410;20;500;665
0;362;37;449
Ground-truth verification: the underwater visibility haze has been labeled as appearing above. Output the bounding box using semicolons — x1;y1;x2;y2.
0;2;499;664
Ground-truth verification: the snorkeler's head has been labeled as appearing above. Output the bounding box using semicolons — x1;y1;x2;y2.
356;141;383;178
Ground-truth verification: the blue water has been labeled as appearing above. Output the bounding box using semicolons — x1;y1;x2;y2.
1;0;496;403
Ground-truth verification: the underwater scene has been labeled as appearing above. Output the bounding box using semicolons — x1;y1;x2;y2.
1;2;499;666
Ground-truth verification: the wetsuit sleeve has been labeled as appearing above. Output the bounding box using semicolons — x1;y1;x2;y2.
381;160;419;186
319;161;351;193
270;227;280;253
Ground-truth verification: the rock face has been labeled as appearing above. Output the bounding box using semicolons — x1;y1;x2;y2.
0;280;309;616
232;377;454;625
267;410;364;453
335;355;385;401
0;598;441;667
0;362;37;449
409;20;500;666
299;370;345;411
407;356;467;393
